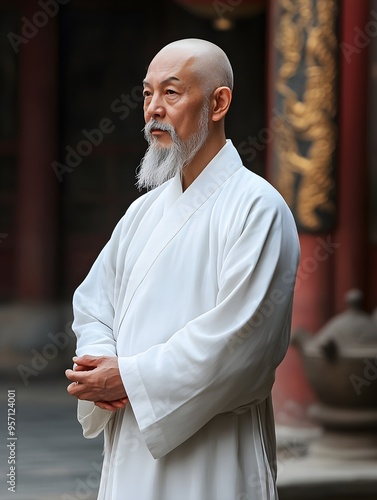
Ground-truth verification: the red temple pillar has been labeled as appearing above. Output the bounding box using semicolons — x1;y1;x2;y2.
334;0;370;313
266;0;340;421
367;0;377;311
15;1;58;300
267;0;373;423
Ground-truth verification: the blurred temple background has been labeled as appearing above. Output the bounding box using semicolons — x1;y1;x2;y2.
0;0;377;499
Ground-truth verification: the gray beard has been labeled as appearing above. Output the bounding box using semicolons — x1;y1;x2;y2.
136;104;209;191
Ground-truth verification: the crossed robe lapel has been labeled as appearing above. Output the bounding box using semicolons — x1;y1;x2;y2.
117;140;243;334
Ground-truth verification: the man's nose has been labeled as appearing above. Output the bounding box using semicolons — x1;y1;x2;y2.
145;94;165;119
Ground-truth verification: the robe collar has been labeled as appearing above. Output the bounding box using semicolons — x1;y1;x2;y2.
117;140;243;334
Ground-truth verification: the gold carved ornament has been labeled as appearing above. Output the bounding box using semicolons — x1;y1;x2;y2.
274;0;338;231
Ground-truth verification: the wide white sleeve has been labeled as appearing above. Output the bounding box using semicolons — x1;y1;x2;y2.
72;219;124;439
119;198;300;459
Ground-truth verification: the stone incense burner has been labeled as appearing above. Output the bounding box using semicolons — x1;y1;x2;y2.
291;289;377;458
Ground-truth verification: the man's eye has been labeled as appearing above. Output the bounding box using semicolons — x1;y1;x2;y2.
143;91;152;98
166;89;176;95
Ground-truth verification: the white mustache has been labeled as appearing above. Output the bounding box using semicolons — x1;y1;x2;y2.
144;119;176;140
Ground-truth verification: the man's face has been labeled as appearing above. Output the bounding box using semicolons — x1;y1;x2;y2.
136;52;210;190
142;54;207;147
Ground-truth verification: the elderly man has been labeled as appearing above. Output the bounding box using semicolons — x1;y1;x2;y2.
65;38;300;500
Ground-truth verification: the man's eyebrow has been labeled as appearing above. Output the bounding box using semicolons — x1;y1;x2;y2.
143;76;181;86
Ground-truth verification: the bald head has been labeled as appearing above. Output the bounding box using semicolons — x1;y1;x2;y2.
148;38;233;97
141;39;233;190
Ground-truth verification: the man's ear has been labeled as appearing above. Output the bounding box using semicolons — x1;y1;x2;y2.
211;86;232;122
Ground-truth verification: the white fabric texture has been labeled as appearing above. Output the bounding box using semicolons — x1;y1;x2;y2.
72;140;300;500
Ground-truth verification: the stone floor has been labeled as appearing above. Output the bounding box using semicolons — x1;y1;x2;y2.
276;425;377;500
1;377;377;500
0;377;104;500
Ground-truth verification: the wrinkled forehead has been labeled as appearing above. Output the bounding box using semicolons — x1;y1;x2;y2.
144;50;201;87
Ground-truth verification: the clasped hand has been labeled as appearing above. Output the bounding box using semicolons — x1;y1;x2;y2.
65;355;128;412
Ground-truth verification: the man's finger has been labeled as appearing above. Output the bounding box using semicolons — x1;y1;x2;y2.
73;355;101;367
65;368;75;381
67;381;80;395
95;401;118;411
95;398;128;410
65;368;89;384
108;398;129;409
73;364;93;372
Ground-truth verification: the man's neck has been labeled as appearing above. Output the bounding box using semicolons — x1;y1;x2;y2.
181;134;227;191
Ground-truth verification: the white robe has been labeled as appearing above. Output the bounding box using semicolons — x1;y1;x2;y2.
72;140;300;500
